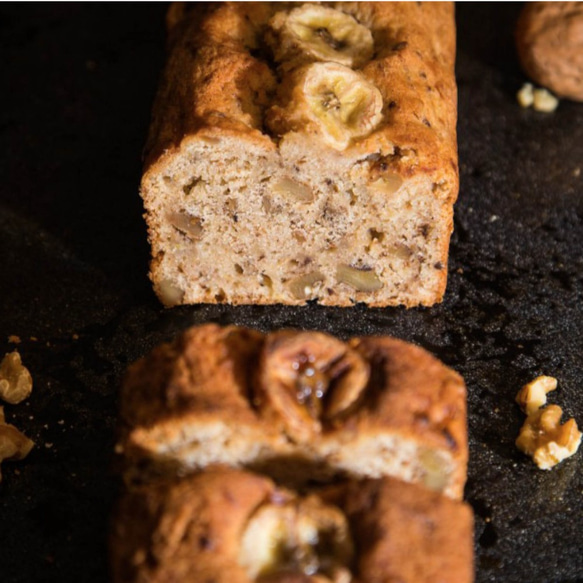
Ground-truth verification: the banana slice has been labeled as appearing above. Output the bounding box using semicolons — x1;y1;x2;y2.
239;496;354;583
270;4;374;69
258;330;369;443
300;62;383;150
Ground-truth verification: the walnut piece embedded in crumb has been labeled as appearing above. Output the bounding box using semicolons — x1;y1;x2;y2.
0;351;33;404
0;407;34;482
515;375;581;469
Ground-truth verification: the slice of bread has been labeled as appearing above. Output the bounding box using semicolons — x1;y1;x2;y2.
118;324;467;499
110;467;474;583
141;2;458;307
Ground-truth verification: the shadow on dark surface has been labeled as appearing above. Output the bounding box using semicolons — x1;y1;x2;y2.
1;4;167;299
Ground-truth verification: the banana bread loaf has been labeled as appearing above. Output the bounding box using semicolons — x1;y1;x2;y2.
110;467;474;583
141;2;459;307
117;324;468;499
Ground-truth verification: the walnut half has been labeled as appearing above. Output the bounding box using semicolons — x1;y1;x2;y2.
516;405;582;470
257;331;369;443
0;407;34;481
515;375;581;470
0;351;33;404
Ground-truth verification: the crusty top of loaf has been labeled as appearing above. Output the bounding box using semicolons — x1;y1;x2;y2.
143;2;458;201
348;335;467;457
120;324;265;430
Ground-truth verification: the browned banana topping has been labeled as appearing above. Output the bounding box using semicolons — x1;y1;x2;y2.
258;331;369;442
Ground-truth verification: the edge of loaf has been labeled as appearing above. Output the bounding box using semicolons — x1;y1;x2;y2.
141;2;459;307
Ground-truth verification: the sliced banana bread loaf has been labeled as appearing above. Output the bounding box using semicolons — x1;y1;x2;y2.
141;2;458;307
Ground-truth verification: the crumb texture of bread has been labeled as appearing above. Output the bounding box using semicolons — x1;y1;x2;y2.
118;324;467;499
141;2;459;307
111;468;474;583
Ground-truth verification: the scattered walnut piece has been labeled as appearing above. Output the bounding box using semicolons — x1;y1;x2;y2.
515;375;581;469
0;407;34;482
533;87;559;112
0;351;33;405
516;374;557;415
517;82;534;108
516;83;559;112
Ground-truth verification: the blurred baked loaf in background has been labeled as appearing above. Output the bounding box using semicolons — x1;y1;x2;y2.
118;324;468;499
516;2;583;101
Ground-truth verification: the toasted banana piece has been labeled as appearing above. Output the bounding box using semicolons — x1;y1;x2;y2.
257;330;369;443
269;4;374;70
299;62;383;150
239;496;354;582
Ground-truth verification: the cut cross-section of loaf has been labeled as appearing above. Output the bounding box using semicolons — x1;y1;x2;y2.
118;324;468;499
110;467;474;583
141;2;459;307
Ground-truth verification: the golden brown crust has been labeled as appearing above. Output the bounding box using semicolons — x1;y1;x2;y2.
111;469;474;583
118;325;467;498
143;3;278;168
118;324;277;479
516;2;583;101
120;324;263;429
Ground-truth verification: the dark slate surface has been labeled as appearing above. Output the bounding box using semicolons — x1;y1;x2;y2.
1;3;582;582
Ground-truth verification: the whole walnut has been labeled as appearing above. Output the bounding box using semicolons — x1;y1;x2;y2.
516;2;583;101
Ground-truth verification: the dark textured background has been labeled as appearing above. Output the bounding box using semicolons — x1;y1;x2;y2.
1;3;582;582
